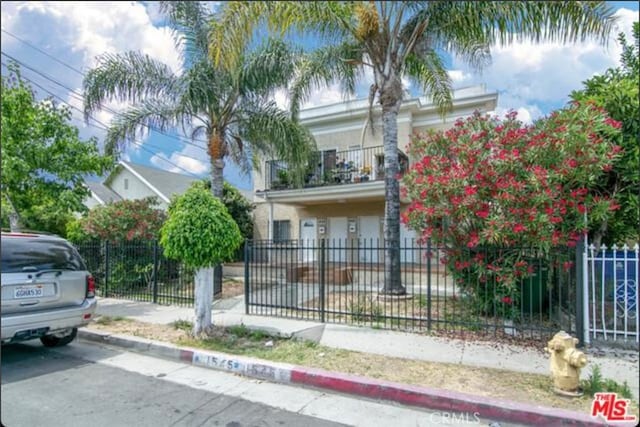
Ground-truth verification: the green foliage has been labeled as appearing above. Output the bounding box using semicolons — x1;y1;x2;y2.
83;1;315;195
201;180;254;240
160;183;243;268
570;22;640;244
582;365;633;399
172;319;194;332
1;64;112;236
66;197;166;242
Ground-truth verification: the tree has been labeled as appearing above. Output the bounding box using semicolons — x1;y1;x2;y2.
402;105;621;316
211;1;616;294
1;63;112;235
83;1;315;317
570;22;640;246
160;183;243;335
201;180;254;241
66;197;166;242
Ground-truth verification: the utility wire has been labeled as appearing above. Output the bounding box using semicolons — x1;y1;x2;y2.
0;49;209;148
2;60;203;178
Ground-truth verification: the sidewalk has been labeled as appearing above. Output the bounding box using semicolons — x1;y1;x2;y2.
85;296;640;425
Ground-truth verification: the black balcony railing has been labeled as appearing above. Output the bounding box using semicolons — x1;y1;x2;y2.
265;145;409;190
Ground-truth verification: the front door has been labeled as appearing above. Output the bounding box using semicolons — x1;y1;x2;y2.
299;218;317;262
358;216;380;263
328;217;347;262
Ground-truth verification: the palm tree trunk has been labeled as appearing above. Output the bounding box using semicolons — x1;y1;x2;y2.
380;97;405;295
209;132;225;305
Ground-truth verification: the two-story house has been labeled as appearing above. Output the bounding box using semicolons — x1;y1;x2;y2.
252;85;498;262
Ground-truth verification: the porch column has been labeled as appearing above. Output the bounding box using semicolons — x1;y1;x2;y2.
268;201;274;240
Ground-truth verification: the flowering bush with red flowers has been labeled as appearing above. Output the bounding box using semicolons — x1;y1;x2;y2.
402;103;622;318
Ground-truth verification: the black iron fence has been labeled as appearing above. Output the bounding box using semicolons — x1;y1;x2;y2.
75;240;198;306
244;239;578;341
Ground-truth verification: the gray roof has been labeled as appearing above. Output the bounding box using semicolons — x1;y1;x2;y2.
120;161;252;202
121;160;199;200
85;181;122;204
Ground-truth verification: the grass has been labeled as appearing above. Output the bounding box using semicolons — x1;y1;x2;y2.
582;365;634;399
94;315;130;325
87;316;639;417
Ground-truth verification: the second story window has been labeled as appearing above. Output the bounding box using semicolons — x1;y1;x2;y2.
124;178;129;190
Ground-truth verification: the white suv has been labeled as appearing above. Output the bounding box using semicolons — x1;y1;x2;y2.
1;232;97;346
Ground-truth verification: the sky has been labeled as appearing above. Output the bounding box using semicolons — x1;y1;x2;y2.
1;1;638;191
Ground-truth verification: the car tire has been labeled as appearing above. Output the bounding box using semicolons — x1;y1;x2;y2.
40;328;78;347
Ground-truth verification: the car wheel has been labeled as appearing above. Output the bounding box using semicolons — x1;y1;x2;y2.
40;328;78;347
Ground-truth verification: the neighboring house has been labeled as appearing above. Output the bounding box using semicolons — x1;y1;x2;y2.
83;160;252;211
252;85;498;261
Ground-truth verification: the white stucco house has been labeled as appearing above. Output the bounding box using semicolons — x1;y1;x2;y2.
83;160;251;211
252;85;498;261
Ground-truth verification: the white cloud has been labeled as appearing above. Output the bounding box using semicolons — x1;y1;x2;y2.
451;8;637;114
150;152;208;175
448;70;472;85
302;82;351;108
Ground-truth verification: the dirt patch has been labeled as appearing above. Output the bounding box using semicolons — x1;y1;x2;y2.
85;316;639;417
219;278;244;300
90;316;189;342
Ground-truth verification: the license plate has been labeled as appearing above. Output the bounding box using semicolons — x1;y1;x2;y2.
14;285;44;299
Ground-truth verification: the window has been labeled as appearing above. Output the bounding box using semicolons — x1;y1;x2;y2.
1;238;86;273
273;220;291;243
124;178;129;190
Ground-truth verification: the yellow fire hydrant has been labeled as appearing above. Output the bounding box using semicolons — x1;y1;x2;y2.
545;331;587;396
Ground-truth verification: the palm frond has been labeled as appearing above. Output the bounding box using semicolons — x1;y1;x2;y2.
236;98;316;185
209;2;357;71
83;52;179;119
239;38;298;97
425;1;616;48
103;99;185;156
404;52;453;116
159;1;211;64
289;42;363;119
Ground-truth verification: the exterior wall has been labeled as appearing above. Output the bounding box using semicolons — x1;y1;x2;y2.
83;195;102;211
253;201;385;241
252;86;498;241
108;169;169;210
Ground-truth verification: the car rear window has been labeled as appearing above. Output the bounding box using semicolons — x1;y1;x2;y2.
1;237;87;273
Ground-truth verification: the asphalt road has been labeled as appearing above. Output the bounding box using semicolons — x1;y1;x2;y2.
0;341;346;427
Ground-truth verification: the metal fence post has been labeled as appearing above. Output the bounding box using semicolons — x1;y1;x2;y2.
427;238;432;331
575;236;586;347
152;240;159;304
104;240;110;298
319;239;326;323
244;240;250;315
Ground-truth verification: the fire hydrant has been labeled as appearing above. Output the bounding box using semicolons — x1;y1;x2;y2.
545;331;587;396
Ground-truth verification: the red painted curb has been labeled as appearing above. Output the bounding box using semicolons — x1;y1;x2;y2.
179;349;194;362
290;367;607;427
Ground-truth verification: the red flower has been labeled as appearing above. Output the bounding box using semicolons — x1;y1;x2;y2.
604;117;622;129
476;210;489;219
464;186;477;196
513;224;525;233
501;296;513;305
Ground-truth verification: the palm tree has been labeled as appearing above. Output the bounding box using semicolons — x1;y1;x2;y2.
210;1;616;295
83;1;315;334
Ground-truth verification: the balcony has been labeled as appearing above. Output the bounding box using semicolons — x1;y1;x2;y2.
265;145;408;191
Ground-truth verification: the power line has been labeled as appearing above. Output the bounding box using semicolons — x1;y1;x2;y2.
2;28;86;76
0;49;210;148
2;60;203;178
